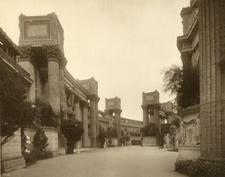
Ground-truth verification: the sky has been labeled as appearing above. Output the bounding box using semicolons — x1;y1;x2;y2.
0;0;190;121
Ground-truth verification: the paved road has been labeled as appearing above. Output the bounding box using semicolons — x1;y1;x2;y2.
8;146;187;177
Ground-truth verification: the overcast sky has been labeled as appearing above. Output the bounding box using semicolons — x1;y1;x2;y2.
0;0;190;121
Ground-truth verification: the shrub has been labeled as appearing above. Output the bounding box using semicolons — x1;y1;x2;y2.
141;123;156;136
23;150;53;164
33;127;49;151
175;159;225;177
61;119;84;154
98;125;106;148
34;99;59;128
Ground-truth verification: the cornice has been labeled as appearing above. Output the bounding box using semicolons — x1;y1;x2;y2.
0;51;33;84
64;68;89;96
177;16;199;52
0;27;21;55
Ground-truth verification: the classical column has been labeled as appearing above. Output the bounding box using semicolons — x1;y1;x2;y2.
59;59;67;119
115;109;122;140
199;0;225;161
43;45;61;114
153;105;160;146
82;101;89;148
74;95;81;121
142;105;148;126
89;95;97;147
95;97;100;139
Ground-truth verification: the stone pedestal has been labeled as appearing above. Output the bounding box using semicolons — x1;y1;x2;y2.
177;145;200;160
142;136;157;147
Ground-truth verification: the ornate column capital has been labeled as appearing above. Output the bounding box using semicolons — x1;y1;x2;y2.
43;45;67;67
88;94;100;103
114;109;122;114
74;94;81;103
19;45;35;62
81;101;89;108
141;105;148;110
181;51;192;65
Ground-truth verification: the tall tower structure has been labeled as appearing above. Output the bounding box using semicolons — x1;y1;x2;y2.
105;97;122;141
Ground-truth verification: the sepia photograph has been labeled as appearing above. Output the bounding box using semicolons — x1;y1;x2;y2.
1;0;225;176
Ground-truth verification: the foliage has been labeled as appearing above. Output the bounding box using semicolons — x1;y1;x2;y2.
162;65;183;95
23;150;53;164
171;118;180;128
169;125;178;150
162;64;200;110
33;127;49;151
175;159;225;177
61;119;84;154
98;125;106;148
0;60;39;147
34;99;59;128
106;126;118;139
120;134;131;145
141;123;156;136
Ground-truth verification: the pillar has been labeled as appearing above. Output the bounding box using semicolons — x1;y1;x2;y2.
95;97;100;140
43;45;61;114
115;109;122;140
59;60;67;119
82;101;89;148
153;105;160;146
199;0;225;161
142;105;148;126
90;95;97;147
74;95;81;121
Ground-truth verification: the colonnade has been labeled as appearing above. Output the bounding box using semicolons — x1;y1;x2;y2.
142;104;161;146
105;109;122;140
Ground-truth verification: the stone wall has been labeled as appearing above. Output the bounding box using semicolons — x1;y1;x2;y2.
1;129;25;172
25;127;59;152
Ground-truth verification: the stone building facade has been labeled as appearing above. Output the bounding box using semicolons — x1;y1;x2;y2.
178;0;225;161
0;13;143;171
177;0;200;160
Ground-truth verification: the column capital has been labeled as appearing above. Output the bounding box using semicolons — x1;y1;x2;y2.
74;94;81;103
114;109;122;114
81;100;89;108
88;94;100;103
141;105;148;110
181;51;192;65
43;45;66;66
19;45;35;62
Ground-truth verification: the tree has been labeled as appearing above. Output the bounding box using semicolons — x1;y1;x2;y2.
61;119;84;154
34;99;59;128
169;124;178;150
33;127;49;151
0;61;39;147
162;64;199;110
141;123;156;136
98;125;106;148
